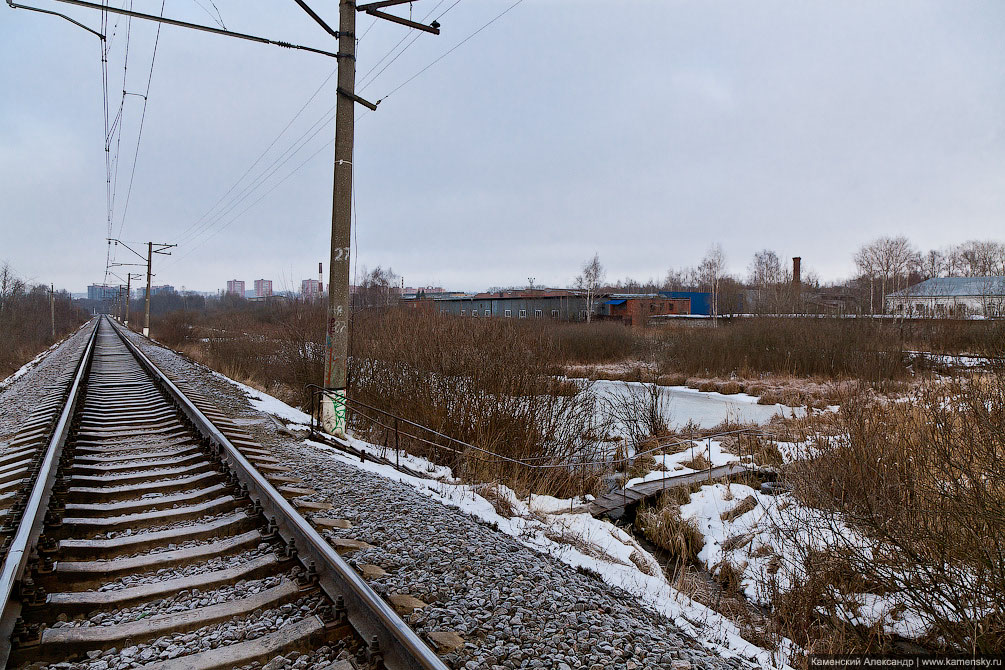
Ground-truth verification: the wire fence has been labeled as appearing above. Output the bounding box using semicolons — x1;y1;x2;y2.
306;384;771;486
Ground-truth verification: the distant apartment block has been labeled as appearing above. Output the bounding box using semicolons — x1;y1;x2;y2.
132;285;175;300
226;280;245;296
301;279;323;299
403;286;448;297
254;279;273;298
87;284;119;301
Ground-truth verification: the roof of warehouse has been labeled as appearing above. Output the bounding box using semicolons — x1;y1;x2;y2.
888;277;1005;298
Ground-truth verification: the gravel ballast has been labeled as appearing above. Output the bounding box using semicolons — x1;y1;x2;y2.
0;321;94;443
116;330;759;670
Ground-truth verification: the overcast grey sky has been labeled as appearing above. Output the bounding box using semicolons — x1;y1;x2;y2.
2;0;1003;293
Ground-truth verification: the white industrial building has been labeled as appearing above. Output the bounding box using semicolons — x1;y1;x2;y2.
886;277;1005;318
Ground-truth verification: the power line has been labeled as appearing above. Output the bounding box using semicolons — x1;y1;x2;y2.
116;0;166;239
168;138;335;266
190;0;225;28
174;104;336;248
174;66;339;243
378;0;524;104
180;0;452;247
101;1;112;283
107;0;133;233
170;0;481;267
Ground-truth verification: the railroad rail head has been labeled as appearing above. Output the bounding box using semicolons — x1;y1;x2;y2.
0;316;449;670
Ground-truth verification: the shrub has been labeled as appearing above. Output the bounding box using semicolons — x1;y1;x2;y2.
0;264;88;377
776;372;1005;653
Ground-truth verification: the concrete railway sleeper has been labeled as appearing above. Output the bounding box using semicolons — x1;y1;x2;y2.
0;317;449;670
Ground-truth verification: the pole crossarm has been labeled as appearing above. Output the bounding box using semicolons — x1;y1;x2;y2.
356;0;414;11
337;87;378;111
362;8;440;34
107;238;147;262
6;0;105;39
292;0;339;38
49;0;343;58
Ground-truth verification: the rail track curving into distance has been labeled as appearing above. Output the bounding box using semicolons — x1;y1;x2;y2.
0;316;448;670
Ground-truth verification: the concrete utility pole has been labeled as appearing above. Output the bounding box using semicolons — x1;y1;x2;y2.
108;239;174;337
145;244;153;334
143;242;177;337
49;283;55;340
125;272;142;327
320;0;439;436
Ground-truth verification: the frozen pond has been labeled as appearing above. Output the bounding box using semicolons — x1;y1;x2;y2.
590;379;805;429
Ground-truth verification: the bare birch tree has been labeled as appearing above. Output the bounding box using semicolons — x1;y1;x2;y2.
575;253;605;323
699;244;726;322
747;249;782;313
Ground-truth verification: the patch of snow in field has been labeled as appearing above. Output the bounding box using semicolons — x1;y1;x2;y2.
211;372;313;424
589;379;805;429
907;351;992;369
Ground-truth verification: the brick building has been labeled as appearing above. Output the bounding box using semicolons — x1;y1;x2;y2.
598;295;691;327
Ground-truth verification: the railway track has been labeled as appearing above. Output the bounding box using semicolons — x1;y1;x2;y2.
0;317;449;670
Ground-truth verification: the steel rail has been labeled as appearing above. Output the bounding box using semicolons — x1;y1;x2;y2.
106;318;448;670
0;317;100;667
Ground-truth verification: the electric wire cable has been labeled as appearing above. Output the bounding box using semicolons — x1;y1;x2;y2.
116;0;166;239
168;138;335;266
180;0;451;246
175;66;339;243
174;105;336;248
171;0;476;264
191;0;225;28
377;0;524;105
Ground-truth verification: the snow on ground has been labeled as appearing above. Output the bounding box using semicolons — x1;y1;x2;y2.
907;351;994;369
678;482;932;641
625;439;740;488
589;378;806;429
214;373;797;669
304;437;796;668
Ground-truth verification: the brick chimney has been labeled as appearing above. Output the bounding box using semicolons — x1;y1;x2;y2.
792;257;801;286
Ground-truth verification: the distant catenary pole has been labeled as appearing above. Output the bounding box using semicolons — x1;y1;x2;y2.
144;242;153;337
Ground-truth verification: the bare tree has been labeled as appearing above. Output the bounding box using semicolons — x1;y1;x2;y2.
353;266;401;310
854;236;919;313
949;240;1005;277
0;262;26;318
921;249;945;279
663;266;699;292
747;249;783;313
698;244;726;321
575;253;605;323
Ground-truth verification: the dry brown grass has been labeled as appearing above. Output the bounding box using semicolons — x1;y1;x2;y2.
771;372;1005;654
635;498;705;565
473;483;517;518
0;264;88;377
720;495;758;523
713;559;744;593
681;452;711;471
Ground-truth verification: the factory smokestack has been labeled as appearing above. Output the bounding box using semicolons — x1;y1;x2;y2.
792;257;801;286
